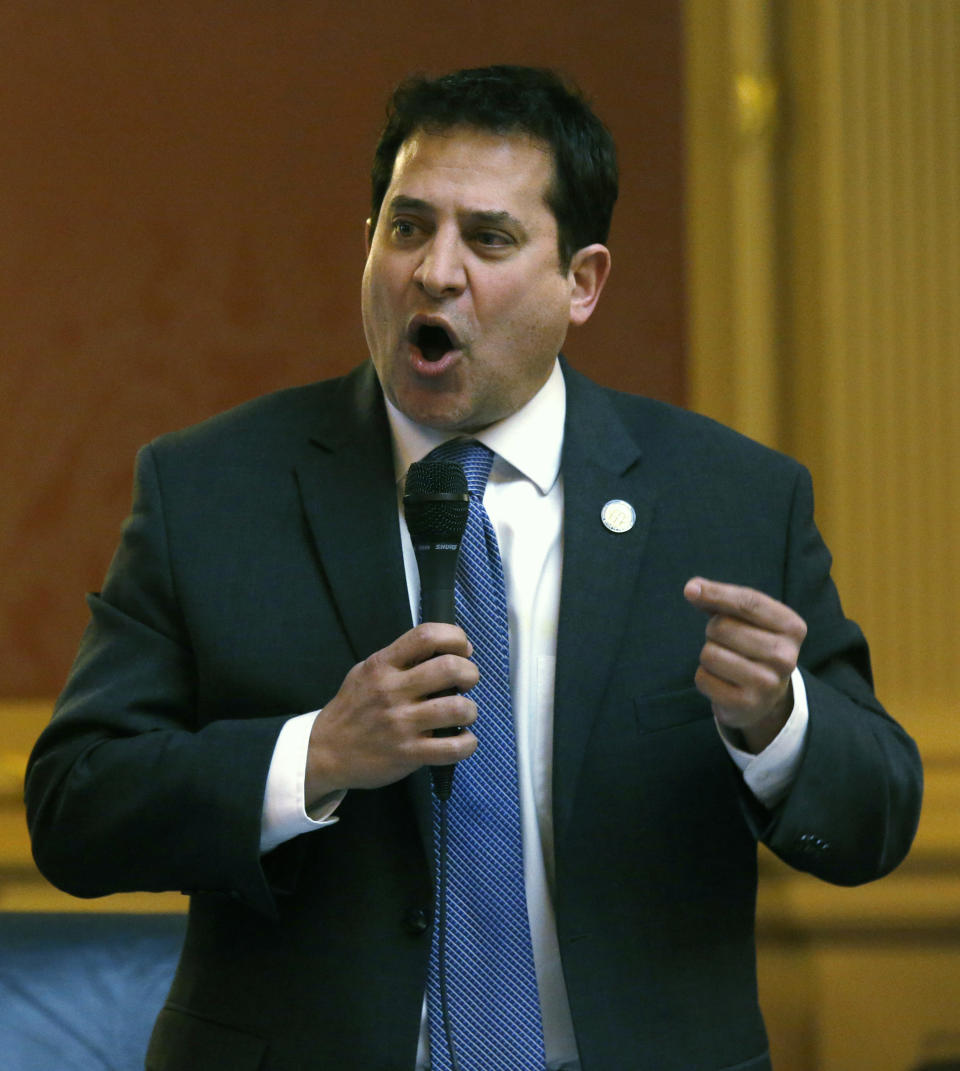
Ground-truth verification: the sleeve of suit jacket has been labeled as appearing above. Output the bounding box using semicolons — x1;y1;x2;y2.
746;462;923;884
26;440;302;918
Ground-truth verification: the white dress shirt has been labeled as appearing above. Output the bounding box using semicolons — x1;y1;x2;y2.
259;359;808;1069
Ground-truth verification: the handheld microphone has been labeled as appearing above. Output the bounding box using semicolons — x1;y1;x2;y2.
403;459;470;800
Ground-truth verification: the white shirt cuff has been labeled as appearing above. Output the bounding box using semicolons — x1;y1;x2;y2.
718;667;809;809
260;710;345;854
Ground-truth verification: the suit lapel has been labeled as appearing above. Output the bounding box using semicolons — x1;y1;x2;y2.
553;363;657;843
294;362;413;661
294;362;434;850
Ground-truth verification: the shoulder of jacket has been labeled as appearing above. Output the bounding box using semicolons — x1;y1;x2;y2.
565;363;804;477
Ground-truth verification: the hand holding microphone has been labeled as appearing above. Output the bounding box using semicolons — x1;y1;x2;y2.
302;459;476;809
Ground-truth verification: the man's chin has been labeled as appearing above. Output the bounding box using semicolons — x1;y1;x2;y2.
395;396;495;435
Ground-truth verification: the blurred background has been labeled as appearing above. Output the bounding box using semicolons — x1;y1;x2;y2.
1;2;957;1067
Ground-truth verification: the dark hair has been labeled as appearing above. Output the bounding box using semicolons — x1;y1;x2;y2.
370;65;618;269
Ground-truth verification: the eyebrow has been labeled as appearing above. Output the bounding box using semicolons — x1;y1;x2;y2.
465;209;524;231
388;195;432;215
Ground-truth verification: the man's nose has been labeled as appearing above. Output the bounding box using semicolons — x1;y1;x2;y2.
413;232;467;298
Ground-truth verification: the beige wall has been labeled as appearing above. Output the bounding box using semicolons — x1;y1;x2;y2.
686;0;960;737
686;2;960;1068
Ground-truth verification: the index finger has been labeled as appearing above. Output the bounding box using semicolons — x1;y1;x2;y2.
683;576;804;633
388;622;474;669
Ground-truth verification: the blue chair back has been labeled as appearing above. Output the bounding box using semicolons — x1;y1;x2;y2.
0;912;185;1071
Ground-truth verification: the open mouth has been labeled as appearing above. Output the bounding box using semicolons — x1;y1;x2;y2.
409;321;458;363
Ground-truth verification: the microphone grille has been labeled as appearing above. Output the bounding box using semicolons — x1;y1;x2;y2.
403;461;469;543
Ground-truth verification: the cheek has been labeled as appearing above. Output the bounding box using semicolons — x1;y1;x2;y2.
361;284;395;370
362;264;397;333
364;245;405;297
484;279;552;333
511;288;571;353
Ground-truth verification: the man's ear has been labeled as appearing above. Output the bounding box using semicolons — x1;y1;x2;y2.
567;244;612;327
364;218;373;257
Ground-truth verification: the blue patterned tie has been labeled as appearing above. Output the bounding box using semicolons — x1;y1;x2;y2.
423;439;546;1071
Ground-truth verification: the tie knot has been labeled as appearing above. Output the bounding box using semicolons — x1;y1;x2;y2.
426;439;494;498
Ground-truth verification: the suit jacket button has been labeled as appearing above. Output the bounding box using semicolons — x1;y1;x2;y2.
403;907;431;935
798;833;830;855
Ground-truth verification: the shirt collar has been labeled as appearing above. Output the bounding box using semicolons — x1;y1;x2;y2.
384;359;566;495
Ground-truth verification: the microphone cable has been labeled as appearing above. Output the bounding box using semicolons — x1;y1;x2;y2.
434;791;462;1071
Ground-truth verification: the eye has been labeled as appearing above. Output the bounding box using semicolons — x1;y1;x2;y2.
391;218;418;239
472;230;514;252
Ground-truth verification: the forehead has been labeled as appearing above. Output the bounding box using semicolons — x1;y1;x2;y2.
386;127;556;214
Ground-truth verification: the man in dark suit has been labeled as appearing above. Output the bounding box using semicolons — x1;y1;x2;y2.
26;66;922;1071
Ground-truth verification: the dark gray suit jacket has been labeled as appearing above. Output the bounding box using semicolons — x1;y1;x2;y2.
26;359;923;1071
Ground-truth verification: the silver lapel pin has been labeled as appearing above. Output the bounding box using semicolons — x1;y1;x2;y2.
601;499;636;533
